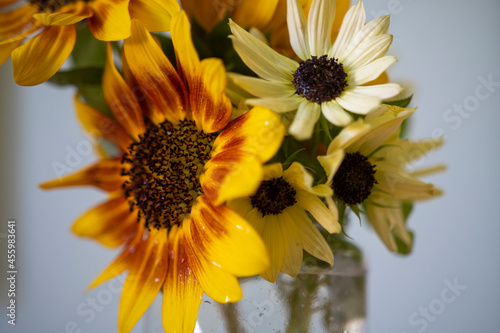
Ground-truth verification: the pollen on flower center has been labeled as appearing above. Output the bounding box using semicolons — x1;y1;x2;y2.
332;152;377;206
250;177;297;217
30;0;88;12
121;120;216;231
293;55;348;104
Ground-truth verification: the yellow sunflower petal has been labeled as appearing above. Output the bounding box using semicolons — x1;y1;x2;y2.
103;43;145;140
212;106;285;162
33;2;92;26
232;0;279;30
170;10;199;85
182;216;243;303
0;38;22;66
180;0;224;31
118;230;168;333
162;225;203;333
39;158;125;192
0;0;18;8
318;149;345;184
129;0;180;32
280;210;304;278
123;19;187;124
86;0;131;41
202;150;263;205
326;119;371;154
11;24;75;86
0;4;37;39
260;214;286;282
74;95;132;151
71;196;139;248
295;189;340;233
189;196;269;277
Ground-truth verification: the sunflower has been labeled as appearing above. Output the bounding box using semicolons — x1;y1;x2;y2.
229;0;402;140
318;104;443;252
0;0;180;86
40;11;286;333
227;162;339;282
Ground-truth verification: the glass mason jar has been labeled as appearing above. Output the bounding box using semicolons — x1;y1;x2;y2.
143;233;366;333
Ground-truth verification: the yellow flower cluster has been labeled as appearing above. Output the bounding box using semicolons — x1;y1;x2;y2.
1;0;444;332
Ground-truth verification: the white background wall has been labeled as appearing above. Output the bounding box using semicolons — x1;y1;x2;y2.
0;0;499;332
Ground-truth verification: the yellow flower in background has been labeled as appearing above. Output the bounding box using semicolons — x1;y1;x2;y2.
318;104;444;252
0;0;180;86
180;0;280;32
229;0;402;140
228;162;339;282
40;11;285;333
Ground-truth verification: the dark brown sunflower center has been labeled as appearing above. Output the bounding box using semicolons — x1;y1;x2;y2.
29;0;89;12
293;55;348;104
251;177;297;217
121;120;216;231
332;152;377;206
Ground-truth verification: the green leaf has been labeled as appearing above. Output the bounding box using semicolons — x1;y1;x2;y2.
282;148;305;169
319;115;333;142
49;67;104;87
402;201;413;220
154;33;177;67
384;94;413;108
72;25;106;68
78;84;112;116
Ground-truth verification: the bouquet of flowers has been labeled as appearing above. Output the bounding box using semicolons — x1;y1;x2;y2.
1;0;443;332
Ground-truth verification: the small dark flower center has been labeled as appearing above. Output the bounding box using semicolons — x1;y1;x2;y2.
30;0;89;12
251;177;297;217
293;55;348;104
121;120;216;231
332;152;377;206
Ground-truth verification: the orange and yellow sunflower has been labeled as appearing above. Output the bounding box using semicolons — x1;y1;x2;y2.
0;0;180;85
41;11;285;333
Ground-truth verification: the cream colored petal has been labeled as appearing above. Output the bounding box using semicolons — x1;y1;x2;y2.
246;96;302;113
341;15;390;61
289;100;321;140
329;0;365;59
286;0;310;60
229;19;298;82
336;89;381;115
283;161;313;190
349;83;403;100
348;55;397;85
307;0;335;56
322;100;353;126
326;119;371;153
290;206;333;265
365;201;398;252
343;34;393;70
317;149;345;183
375;163;435;201
295;189;340;233
229;73;296;99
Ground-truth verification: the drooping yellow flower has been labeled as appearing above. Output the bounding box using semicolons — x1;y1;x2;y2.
0;0;180;86
228;162;339;282
229;0;402;140
180;0;281;32
318;104;443;252
40;11;285;333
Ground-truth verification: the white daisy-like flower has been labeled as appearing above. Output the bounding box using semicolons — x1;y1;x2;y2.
229;0;403;140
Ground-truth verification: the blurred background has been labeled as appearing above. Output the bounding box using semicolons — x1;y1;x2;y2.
1;0;499;332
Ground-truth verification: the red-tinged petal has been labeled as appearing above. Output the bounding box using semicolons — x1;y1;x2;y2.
182;216;243;304
71;196;140;248
212;106;285;162
129;0;180;32
189;196;269;277
201;149;263;205
0;21;42;45
0;0;18;8
33;2;92;26
103;43;145;140
39;158;125;192
170;11;199;90
118;229;168;333
74;95;132;152
162;225;203;333
189;58;232;133
87;0;131;41
11;24;75;86
123;19;187;124
0;4;37;40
